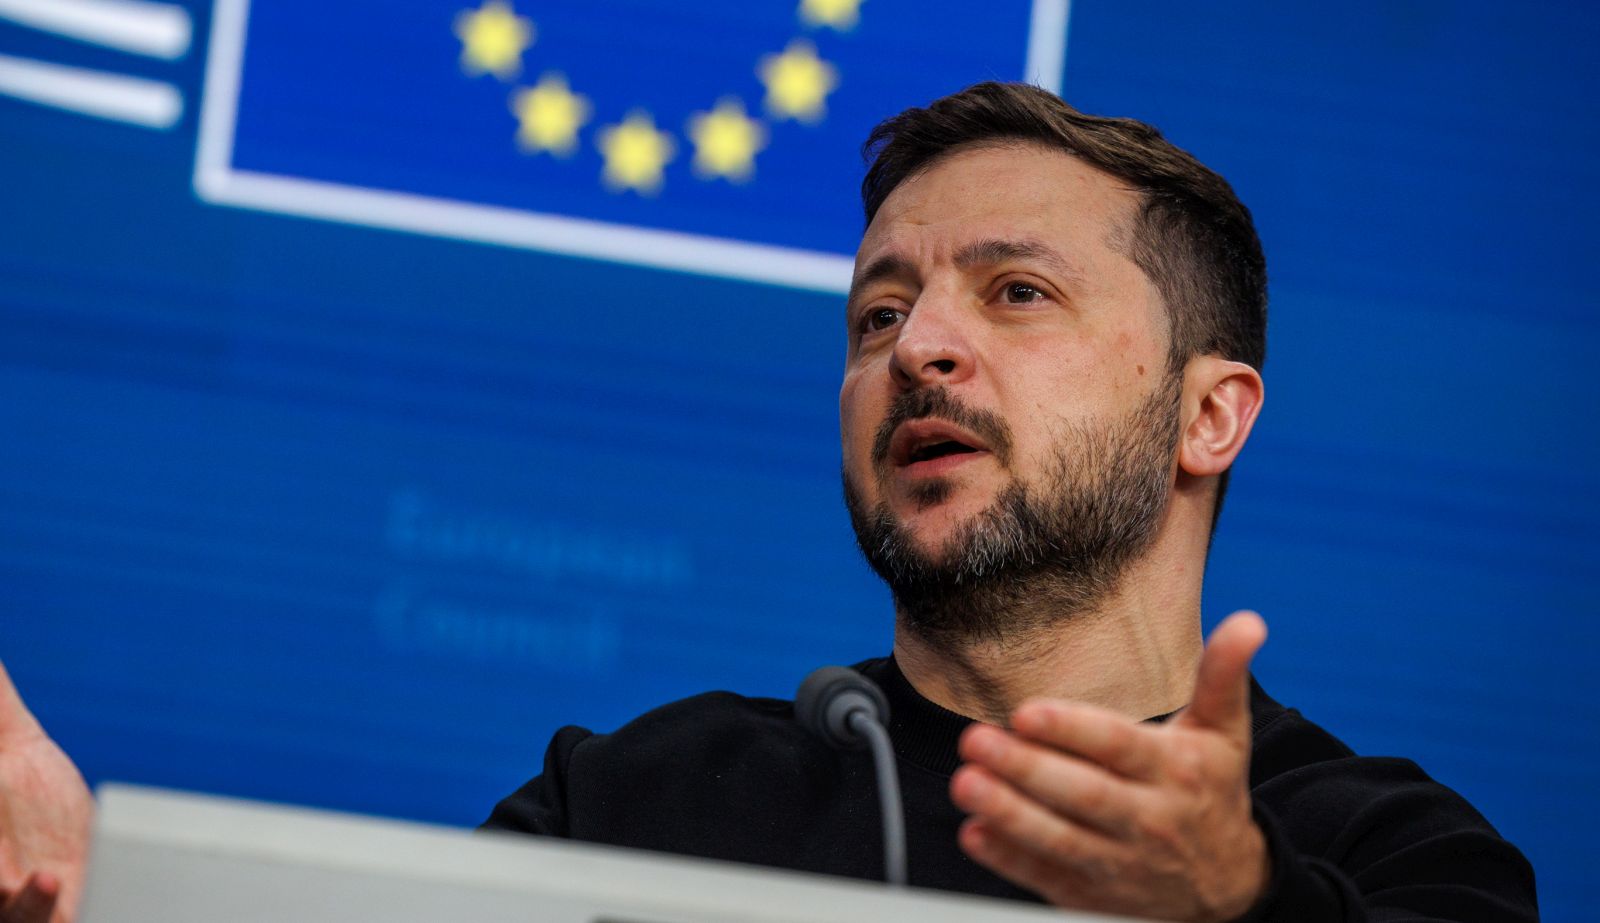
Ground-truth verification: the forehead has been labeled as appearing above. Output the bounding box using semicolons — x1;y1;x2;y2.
854;142;1142;276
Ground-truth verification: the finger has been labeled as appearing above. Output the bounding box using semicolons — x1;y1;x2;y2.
950;764;1117;866
959;818;1081;906
0;660;44;741
958;724;1148;835
2;871;60;923
1008;699;1165;781
1178;610;1267;739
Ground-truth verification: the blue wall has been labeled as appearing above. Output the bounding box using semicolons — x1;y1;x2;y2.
1;2;1594;920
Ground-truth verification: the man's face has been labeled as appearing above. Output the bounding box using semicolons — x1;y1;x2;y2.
839;143;1180;629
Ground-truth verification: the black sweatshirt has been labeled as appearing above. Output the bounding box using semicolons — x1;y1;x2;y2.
483;657;1538;921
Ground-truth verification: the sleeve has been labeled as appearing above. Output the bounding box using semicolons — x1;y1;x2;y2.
478;724;595;837
1233;788;1539;923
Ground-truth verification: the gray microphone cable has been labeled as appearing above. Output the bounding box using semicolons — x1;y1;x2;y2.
795;666;907;887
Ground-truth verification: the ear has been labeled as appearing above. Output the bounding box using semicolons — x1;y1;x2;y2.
1178;357;1264;478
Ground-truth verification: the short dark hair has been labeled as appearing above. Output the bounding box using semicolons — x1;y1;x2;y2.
860;81;1268;525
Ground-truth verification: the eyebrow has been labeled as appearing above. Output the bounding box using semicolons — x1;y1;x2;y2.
953;237;1086;283
847;253;916;310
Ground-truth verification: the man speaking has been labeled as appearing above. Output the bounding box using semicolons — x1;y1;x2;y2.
0;83;1537;923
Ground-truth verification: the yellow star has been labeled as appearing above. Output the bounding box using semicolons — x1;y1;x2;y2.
758;39;838;124
687;98;768;183
454;1;534;81
799;0;863;31
597;110;676;195
511;73;591;157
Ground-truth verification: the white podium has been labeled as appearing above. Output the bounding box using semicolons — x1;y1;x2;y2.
81;784;1151;923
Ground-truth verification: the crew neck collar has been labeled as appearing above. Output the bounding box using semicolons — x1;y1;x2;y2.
858;656;976;776
855;655;1194;777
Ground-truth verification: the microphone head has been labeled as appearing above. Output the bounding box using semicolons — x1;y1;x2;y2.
795;666;890;749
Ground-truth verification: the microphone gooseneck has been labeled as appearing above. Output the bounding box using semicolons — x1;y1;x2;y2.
795;667;907;887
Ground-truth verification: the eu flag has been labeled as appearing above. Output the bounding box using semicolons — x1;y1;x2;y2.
197;0;1067;291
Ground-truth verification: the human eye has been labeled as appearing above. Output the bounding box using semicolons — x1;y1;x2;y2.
1001;280;1046;304
860;306;906;333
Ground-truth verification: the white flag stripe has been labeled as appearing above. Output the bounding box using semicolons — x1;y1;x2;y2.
0;52;182;128
196;168;857;294
0;0;191;60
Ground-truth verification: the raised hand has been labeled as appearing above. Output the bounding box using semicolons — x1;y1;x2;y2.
950;611;1270;923
0;661;93;923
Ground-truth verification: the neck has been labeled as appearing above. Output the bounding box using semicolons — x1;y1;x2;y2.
891;522;1206;726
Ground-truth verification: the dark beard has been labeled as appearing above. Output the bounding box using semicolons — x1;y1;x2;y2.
843;374;1182;645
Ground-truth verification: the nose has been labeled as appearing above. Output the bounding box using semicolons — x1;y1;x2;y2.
888;296;976;390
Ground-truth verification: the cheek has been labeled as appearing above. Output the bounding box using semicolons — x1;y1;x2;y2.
838;376;882;466
1019;325;1156;408
838;379;865;450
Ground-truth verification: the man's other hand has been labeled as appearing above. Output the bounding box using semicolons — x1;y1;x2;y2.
0;660;93;923
951;611;1271;923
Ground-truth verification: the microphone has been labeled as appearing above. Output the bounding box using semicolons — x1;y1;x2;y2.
795;667;907;887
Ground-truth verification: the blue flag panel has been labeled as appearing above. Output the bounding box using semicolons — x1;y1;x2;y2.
201;0;1061;289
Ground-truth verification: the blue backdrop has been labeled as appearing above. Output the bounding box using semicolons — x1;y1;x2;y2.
1;1;1594;920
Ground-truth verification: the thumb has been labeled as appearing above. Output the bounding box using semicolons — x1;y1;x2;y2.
0;659;44;742
1178;611;1267;741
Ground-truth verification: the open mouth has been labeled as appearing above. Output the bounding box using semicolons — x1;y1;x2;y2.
887;419;993;473
907;440;981;464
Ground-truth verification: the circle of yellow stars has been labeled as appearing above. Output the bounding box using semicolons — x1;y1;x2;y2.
453;0;861;195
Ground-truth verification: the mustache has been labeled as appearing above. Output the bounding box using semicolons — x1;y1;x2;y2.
870;387;1014;468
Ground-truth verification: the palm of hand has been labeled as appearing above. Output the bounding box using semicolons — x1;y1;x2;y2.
950;612;1272;923
0;672;93;923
